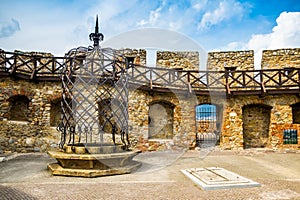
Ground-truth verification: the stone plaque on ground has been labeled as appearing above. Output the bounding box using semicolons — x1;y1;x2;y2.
181;167;260;190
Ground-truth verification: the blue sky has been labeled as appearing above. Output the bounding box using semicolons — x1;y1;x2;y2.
0;0;300;67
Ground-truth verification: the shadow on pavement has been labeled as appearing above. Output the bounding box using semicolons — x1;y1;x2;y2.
0;185;37;200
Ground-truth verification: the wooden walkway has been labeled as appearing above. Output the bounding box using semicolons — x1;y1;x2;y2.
1;50;299;96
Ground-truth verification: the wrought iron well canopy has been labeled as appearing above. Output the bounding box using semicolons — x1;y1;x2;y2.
59;16;130;150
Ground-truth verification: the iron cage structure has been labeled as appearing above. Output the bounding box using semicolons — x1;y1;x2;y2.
58;16;130;150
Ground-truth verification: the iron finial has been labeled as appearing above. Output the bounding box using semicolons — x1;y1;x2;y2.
89;15;104;47
95;15;99;33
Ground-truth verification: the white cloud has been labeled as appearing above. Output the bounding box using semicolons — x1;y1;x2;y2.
1;0;298;63
214;12;300;69
197;0;244;30
192;0;208;11
246;12;300;68
137;2;165;27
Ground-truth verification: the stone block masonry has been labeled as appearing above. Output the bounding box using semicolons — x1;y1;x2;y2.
0;48;300;153
206;50;255;89
0;77;62;153
207;50;254;71
261;48;300;87
0;121;59;153
262;48;300;69
157;51;199;70
221;94;300;150
120;48;146;66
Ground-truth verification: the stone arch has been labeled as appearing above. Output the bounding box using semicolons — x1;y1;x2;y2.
8;95;30;121
242;104;272;148
291;102;300;124
50;98;61;127
148;100;175;139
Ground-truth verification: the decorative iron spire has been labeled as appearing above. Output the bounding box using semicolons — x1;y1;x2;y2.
89;15;104;47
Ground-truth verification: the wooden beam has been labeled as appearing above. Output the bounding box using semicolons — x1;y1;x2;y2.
226;82;231;94
261;81;266;94
30;68;36;80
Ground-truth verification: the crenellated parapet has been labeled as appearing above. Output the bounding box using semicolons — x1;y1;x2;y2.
156;51;199;70
0;47;300;153
207;50;254;71
262;48;300;69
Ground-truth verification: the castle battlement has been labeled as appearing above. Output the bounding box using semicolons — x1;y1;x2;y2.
0;47;299;153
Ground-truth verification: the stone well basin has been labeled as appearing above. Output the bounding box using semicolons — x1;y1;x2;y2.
47;143;141;177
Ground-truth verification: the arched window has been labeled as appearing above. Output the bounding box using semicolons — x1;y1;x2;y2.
8;95;30;121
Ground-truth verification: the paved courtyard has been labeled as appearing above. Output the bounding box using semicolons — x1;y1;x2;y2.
0;149;300;200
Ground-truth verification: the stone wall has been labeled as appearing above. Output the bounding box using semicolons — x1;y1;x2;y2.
243;104;271;148
206;50;255;89
119;49;199;70
0;121;59;153
207;50;254;71
261;48;300;69
0;77;62;153
2;77;298;153
221;94;300;150
292;103;300;124
261;48;300;88
128;87;199;151
149;101;174;139
121;48;146;66
1;48;300;153
0;78;62;124
156;51;199;70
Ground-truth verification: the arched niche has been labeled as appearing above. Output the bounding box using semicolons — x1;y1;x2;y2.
50;98;61;127
291;102;300;124
242;104;272;148
8;95;30;121
148;101;175;139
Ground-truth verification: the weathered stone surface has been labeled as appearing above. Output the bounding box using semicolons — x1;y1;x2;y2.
221;94;300;150
118;48;146;66
48;162;141;177
243;105;271;148
47;150;142;177
262;48;300;69
0;121;60;153
157;51;199;70
0;48;300;153
207;50;254;71
181;167;260;190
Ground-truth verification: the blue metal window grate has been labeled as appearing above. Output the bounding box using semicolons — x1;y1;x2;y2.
196;104;217;121
283;129;298;144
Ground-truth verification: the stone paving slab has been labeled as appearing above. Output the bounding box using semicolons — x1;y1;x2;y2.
181;167;261;190
0;150;300;199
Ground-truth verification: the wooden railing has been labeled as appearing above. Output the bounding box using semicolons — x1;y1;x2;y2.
127;64;300;95
0;50;299;95
0;51;69;81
